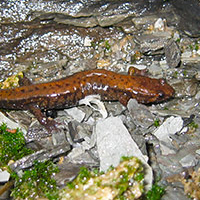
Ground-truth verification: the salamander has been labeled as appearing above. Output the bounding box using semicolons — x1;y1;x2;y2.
0;69;175;133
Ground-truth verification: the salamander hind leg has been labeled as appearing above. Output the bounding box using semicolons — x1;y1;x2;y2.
28;104;58;134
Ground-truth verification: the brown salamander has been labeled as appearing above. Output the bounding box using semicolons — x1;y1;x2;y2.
0;69;175;132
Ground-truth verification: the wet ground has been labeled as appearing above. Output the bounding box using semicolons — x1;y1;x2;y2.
0;0;200;199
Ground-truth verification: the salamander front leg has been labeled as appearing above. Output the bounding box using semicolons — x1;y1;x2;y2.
119;94;131;107
28;104;58;134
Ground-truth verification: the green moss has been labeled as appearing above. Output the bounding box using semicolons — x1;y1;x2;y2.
145;183;165;200
188;121;198;129
195;43;199;51
188;42;200;52
134;171;144;181
154;119;160;127
0;123;34;166
189;44;194;51
11;160;59;200
92;167;100;176
104;40;111;51
0;124;59;200
121;156;133;162
173;71;178;78
78;166;91;184
183;70;187;76
107;165;115;172
116;171;130;195
91;39;112;53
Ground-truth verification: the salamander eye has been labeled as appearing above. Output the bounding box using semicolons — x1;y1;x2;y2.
158;91;165;99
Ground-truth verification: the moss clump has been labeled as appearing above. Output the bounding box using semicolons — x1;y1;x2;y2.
188;121;198;129
11;160;59;200
153;119;160;127
145;183;165;200
0;123;33;166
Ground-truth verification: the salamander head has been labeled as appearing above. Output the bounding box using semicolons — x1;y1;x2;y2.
131;77;175;104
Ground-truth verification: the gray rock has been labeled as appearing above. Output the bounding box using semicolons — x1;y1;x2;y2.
95;116;153;190
127;99;155;128
162;186;191;200
171;0;200;37
171;79;198;98
164;39;181;68
135;32;171;54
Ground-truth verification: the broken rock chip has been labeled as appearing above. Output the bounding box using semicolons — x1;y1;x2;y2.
0;170;10;183
164;39;181;68
127;99;155;128
153;116;183;155
95;116;152;190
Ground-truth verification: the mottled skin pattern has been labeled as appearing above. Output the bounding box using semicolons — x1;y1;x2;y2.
0;69;175;133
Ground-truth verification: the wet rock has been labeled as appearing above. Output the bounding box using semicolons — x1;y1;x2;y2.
163;98;199;121
105;102;125;117
132;14;160;30
54;16;98;28
157;154;183;177
159;60;169;70
0;0;161;25
0;22;124;76
170;133;188;147
97;13;131;27
170;0;200;37
75;123;93;143
164;39;181;68
117;19;137;34
6;111;32;131
179;154;199;168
